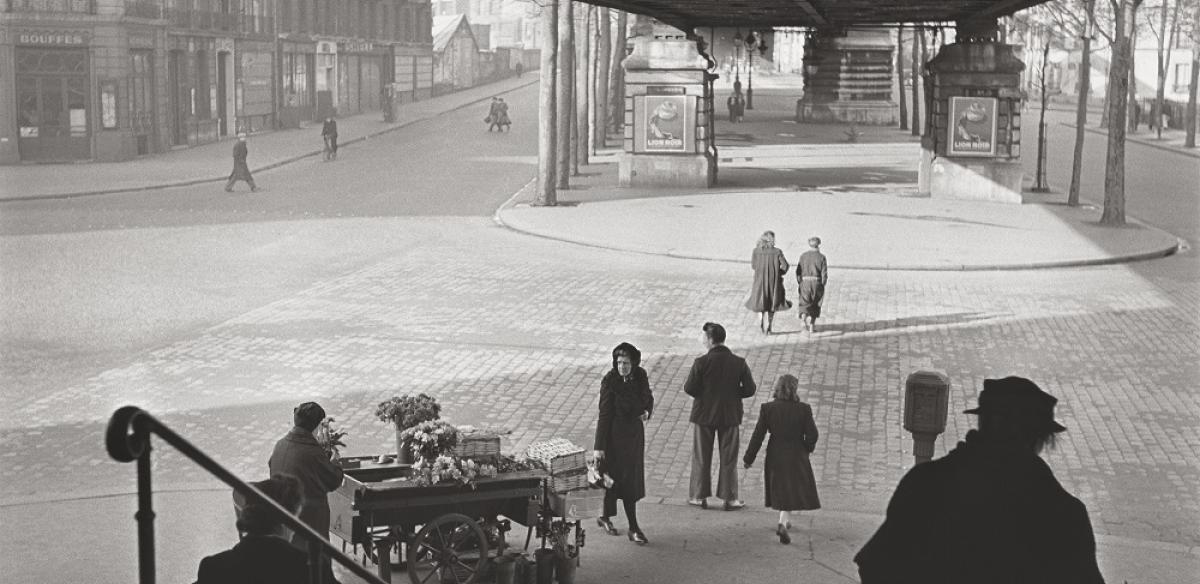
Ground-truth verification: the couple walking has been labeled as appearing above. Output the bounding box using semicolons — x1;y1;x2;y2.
746;231;827;334
685;322;821;543
592;324;821;547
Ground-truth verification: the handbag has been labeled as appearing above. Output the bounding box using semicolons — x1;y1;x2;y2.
586;456;614;489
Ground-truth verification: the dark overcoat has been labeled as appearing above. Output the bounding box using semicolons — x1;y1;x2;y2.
683;345;756;427
230;141;253;181
745;246;792;313
854;430;1105;584
268;427;344;547
195;534;309;584
593;342;654;501
743;400;821;511
796;249;827;319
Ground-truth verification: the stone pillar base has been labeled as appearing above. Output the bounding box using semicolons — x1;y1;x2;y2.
798;100;898;125
619;153;714;188
927;158;1024;204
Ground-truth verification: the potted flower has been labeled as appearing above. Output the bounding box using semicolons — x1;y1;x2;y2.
375;393;441;463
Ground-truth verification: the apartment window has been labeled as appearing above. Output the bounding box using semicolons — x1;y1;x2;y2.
1174;63;1192;94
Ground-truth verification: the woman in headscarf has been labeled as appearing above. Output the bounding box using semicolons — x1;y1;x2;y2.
745;230;792;334
593;342;655;545
743;374;821;545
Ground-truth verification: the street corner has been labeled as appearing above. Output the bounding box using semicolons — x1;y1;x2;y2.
493;187;1185;270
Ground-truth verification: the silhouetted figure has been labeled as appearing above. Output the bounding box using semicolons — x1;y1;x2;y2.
515;61;524;78
685;322;756;511
269;402;344;584
321;117;338;160
197;474;307;584
855;376;1105;584
796;236;827;333
225;133;257;192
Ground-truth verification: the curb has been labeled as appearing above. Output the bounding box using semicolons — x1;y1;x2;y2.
2;77;540;203
1061;121;1200;159
493;200;1183;272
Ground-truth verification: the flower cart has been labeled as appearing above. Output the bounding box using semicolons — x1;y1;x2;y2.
329;440;598;584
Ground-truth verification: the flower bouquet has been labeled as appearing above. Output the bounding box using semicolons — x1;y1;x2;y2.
315;417;347;459
399;420;461;461
376;393;441;463
411;455;499;488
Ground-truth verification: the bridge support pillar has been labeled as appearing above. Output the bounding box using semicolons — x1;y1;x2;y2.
920;24;1027;203
618;21;716;188
797;28;898;125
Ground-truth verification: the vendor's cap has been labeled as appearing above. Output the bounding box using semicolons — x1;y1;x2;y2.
964;376;1067;433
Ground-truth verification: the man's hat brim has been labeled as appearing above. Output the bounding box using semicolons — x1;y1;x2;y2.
964;406;1067;432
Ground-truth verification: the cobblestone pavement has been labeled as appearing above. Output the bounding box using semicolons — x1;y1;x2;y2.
2;216;1197;553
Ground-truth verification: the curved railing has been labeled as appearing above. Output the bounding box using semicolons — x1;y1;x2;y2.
105;405;387;584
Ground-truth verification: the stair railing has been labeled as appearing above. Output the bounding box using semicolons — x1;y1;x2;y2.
106;405;388;584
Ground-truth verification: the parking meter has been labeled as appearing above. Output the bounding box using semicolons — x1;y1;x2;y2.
903;371;950;465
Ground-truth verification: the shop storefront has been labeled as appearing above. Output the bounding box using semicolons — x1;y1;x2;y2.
279;39;316;126
14;29;92;161
337;40;385;115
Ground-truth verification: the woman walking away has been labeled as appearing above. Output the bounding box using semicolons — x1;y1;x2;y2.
796;236;828;333
743;374;821;544
745;230;792;334
594;342;654;545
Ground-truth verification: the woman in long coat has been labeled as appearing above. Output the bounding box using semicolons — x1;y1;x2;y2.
594;342;654;545
743;374;821;545
745;230;792;334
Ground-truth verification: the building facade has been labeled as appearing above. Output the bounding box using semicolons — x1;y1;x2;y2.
2;0;433;164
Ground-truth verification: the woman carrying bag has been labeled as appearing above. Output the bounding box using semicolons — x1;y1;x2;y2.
593;342;654;545
743;374;821;544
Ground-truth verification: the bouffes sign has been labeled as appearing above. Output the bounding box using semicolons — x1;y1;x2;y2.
604;0;1044;203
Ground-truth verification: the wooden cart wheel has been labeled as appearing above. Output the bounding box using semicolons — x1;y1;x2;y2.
407;513;489;584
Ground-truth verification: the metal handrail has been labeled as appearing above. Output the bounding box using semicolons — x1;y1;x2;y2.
105;405;389;584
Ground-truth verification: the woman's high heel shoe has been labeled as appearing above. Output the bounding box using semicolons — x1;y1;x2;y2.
597;517;619;536
776;524;791;545
628;528;648;545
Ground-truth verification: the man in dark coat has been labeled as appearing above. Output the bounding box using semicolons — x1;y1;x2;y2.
224;133;257;192
594;342;654;544
855;377;1105;584
197;475;308;584
269;402;344;583
321;117;338;160
684;322;757;510
796;236;827;333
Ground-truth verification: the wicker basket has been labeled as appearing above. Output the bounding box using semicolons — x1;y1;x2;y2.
549;488;606;519
452;434;501;459
524;439;588;475
549;469;590;493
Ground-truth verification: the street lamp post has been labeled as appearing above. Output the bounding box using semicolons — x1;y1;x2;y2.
733;29;743;88
746;33;754;110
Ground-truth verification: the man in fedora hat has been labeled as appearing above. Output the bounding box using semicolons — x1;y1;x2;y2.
225;133;258;192
855;376;1104;584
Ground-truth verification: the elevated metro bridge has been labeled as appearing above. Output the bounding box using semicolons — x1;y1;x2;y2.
581;0;1047;29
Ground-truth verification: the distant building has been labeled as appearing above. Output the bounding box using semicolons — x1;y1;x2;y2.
432;13;478;92
2;0;434;164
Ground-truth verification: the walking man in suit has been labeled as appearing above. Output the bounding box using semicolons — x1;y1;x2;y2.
685;322;757;511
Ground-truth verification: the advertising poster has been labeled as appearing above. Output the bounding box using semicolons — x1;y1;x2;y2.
640;94;689;153
948;96;998;157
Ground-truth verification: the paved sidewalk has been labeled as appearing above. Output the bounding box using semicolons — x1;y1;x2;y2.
0;75;537;201
497;144;1182;271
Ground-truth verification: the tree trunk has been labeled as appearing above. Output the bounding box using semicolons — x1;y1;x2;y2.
1186;5;1199;148
1068;0;1094;207
911;26;920;135
1128;9;1139;133
595;7;611;151
608;11;627;133
898;25;908;131
574;6;590;171
555;0;574;190
1034;40;1052;192
1152;0;1172;139
535;0;558;206
1103;0;1141;226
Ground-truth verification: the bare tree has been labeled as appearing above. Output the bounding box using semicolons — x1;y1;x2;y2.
1150;0;1184;138
536;0;558;206
1033;40;1054;192
608;10;628;133
911;25;921;135
574;5;590;172
1071;0;1098;206
1102;0;1145;225
897;25;909;131
555;0;574;190
1128;7;1141;132
1187;0;1199;147
595;7;611;152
